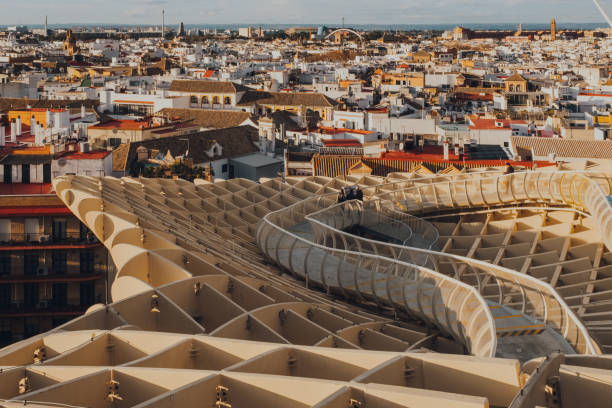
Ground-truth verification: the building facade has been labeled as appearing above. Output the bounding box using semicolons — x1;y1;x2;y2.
0;193;110;347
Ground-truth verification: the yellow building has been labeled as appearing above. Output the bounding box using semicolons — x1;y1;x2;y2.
412;50;432;63
168;80;250;108
372;71;425;89
504;72;528;92
8;109;67;129
237;91;336;121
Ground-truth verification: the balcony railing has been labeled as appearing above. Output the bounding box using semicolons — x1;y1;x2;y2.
0;272;104;283
0;232;99;246
0;303;90;317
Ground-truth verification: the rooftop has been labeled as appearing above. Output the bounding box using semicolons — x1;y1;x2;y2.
168;79;251;94
511;136;612;159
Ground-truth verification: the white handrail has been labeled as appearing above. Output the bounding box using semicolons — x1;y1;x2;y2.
258;197;498;357
257;169;612;356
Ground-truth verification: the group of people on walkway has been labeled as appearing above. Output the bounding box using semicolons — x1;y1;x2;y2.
337;186;364;203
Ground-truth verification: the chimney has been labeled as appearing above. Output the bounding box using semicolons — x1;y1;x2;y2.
10;119;16;142
0;125;5;147
443;140;449;160
16;117;22;136
31;115;36;137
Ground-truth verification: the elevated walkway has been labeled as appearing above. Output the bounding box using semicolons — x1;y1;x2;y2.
257;189;602;359
286;218;573;360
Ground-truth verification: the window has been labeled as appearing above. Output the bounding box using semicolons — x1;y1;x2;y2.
0;318;11;344
24;253;39;276
80;251;95;274
0;255;10;277
23;283;39;307
21;164;30;184
25;218;39;242
52;251;67;275
80;282;95;306
224;96;231;105
0;285;10;308
212;96;220;104
3;165;11;183
43;164;51;183
202;96;209;104
190;95;198;104
52;283;67;307
0;219;9;242
52;219;67;241
24;317;39;338
221;164;228;173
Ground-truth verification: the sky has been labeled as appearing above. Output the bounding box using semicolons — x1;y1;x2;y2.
1;0;612;26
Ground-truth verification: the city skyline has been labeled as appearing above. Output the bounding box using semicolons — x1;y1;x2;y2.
2;0;612;26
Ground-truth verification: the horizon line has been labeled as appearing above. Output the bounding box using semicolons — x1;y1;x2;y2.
1;21;609;27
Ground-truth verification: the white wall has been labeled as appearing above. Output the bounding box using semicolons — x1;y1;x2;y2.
367;114;437;136
470;128;512;146
30;164;43;183
333;111;366;130
52;159;107;178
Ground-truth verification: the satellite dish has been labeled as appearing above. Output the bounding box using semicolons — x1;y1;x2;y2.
58;158;67;167
112;128;118;134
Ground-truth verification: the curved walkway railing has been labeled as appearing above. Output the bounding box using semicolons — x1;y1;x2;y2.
342;205;415;245
303;199;595;354
257;170;612;356
257;196;499;357
376;171;612;253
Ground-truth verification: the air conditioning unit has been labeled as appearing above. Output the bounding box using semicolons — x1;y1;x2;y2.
39;234;50;243
11;301;23;309
38;300;49;309
37;266;49;276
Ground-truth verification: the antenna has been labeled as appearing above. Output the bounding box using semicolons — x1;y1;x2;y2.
593;0;612;28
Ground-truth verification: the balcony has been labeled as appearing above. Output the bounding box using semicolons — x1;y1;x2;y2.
0;232;101;250
0;303;90;318
0;272;105;284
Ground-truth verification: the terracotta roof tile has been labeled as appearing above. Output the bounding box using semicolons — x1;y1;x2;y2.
118;126;259;172
0;98;99;114
158;108;252;129
237;90;337;108
168;80;250;94
511;136;612;159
